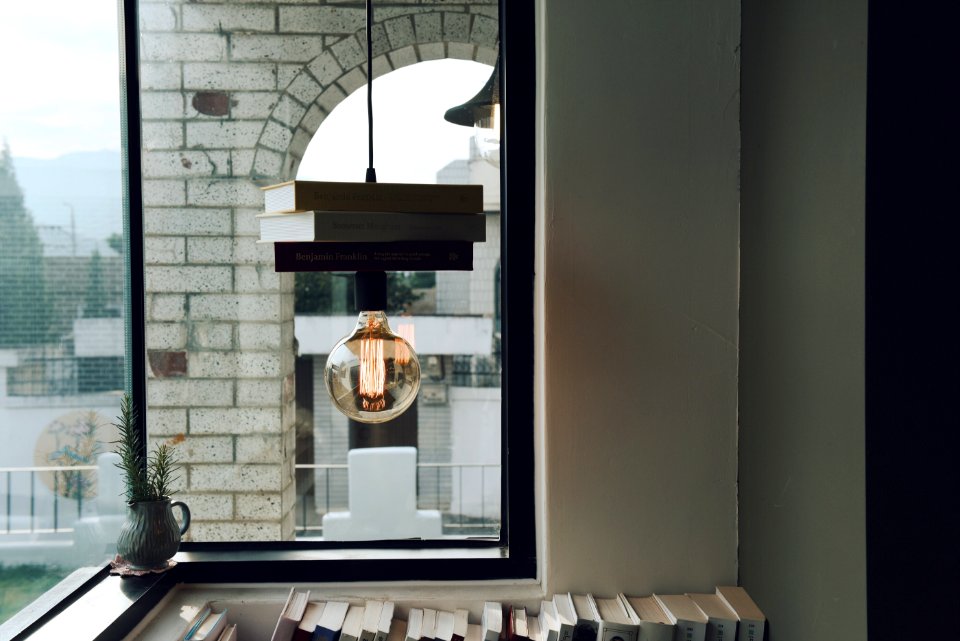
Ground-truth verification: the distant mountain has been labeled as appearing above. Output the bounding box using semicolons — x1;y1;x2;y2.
12;150;123;239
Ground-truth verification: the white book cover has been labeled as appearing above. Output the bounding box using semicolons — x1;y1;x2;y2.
618;595;673;641
341;605;366;641
570;595;599;641
436;611;456;641
653;595;707;641
453;609;470;640
552;595;576;641
539;600;560;641
715;587;764;641
407;610;425;641
374;602;395;641
513;608;529;640
422;609;438;641
270;588;310;641
361;601;384;641
592;596;638;641
686;594;737;641
481;602;503;641
528;618;542;641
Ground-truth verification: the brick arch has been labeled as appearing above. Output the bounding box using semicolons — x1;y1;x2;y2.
251;10;498;182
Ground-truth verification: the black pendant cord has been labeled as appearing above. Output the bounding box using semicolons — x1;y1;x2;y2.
365;0;376;183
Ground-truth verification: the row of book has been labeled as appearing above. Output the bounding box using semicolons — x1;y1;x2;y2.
183;585;765;641
258;180;485;272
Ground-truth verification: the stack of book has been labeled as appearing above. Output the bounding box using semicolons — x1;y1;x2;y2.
258;180;485;272
194;585;764;641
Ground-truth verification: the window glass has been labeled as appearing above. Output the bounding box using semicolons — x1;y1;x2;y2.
294;60;502;539
137;0;502;542
0;0;126;625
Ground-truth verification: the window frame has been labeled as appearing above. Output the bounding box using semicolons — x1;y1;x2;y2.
7;0;535;636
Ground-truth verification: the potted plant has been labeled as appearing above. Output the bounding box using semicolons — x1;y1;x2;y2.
113;394;190;570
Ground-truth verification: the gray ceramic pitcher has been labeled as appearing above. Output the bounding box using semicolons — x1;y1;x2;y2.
116;498;190;569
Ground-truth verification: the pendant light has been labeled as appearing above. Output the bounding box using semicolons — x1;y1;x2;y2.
322;0;420;423
444;52;501;167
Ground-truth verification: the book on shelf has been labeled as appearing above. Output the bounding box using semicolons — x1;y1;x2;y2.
261;180;483;215
294;602;327;641
569;595;599;641
271;588;311;641
406;609;425;641
685;594;737;641
618;595;673;641
653;595;707;641
715;587;765;641
257;210;486;243
538;600;560;641
506;607;529;641
422;608;439;641
551;595;576;641
452;609;470;641
184;605;229;641
314;601;351;641
465;623;483;641
361;601;384;641
341;605;366;641
481;602;504;641
273;240;474;272
589;595;639;641
374;602;395;641
436;610;456;641
217;624;238;641
527;616;542;641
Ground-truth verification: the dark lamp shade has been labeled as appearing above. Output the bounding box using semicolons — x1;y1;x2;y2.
443;57;500;128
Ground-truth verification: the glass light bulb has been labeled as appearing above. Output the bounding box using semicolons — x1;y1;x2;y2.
323;311;421;423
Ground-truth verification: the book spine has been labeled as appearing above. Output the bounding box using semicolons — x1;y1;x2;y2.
273;241;473;272
289;184;483;214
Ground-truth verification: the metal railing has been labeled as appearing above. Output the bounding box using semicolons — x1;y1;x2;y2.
0;465;98;534
294;462;501;538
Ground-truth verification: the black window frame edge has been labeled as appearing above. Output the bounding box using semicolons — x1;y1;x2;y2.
9;0;536;637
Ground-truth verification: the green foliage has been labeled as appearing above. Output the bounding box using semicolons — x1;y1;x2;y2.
0;141;50;347
0;564;70;625
112;395;181;502
295;271;423;314
83;250;108;318
106;232;123;255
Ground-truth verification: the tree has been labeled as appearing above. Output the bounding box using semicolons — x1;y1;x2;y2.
84;250;108;318
106;232;123;255
0;141;50;347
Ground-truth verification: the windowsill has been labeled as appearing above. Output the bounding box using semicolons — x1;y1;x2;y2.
11;547;539;641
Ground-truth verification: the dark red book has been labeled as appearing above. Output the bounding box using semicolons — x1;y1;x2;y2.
273;241;473;272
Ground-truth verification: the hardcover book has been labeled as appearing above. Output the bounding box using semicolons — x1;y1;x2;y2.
313;601;350;641
294;603;327;641
261;180;483;215
569;595;599;641
422;608;438;641
538;600;560;641
341;605;366;641
714;587;765;641
618;595;673;641
507;607;529;641
257;210;486;243
436;610;456;641
590;595;639;641
685;594;737;641
271;588;311;641
406;609;425;641
361;601;384;641
653;595;707;641
184;606;229;641
552;595;577;641
273;240;473;272
217;624;238;641
452;609;470;641
481;602;503;641
374;602;395;641
527;617;542;641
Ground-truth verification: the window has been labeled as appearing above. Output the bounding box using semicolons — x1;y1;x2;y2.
1;0;534;633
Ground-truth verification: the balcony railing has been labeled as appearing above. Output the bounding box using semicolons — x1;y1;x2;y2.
0;465;98;534
294;462;501;538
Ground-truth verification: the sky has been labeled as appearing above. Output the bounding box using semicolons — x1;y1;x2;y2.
0;0;490;187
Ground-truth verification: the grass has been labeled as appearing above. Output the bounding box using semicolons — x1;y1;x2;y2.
0;564;71;626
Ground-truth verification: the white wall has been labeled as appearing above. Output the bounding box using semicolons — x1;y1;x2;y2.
539;0;740;594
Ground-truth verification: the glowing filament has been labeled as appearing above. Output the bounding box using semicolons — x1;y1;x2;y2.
395;323;416;366
359;337;385;410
